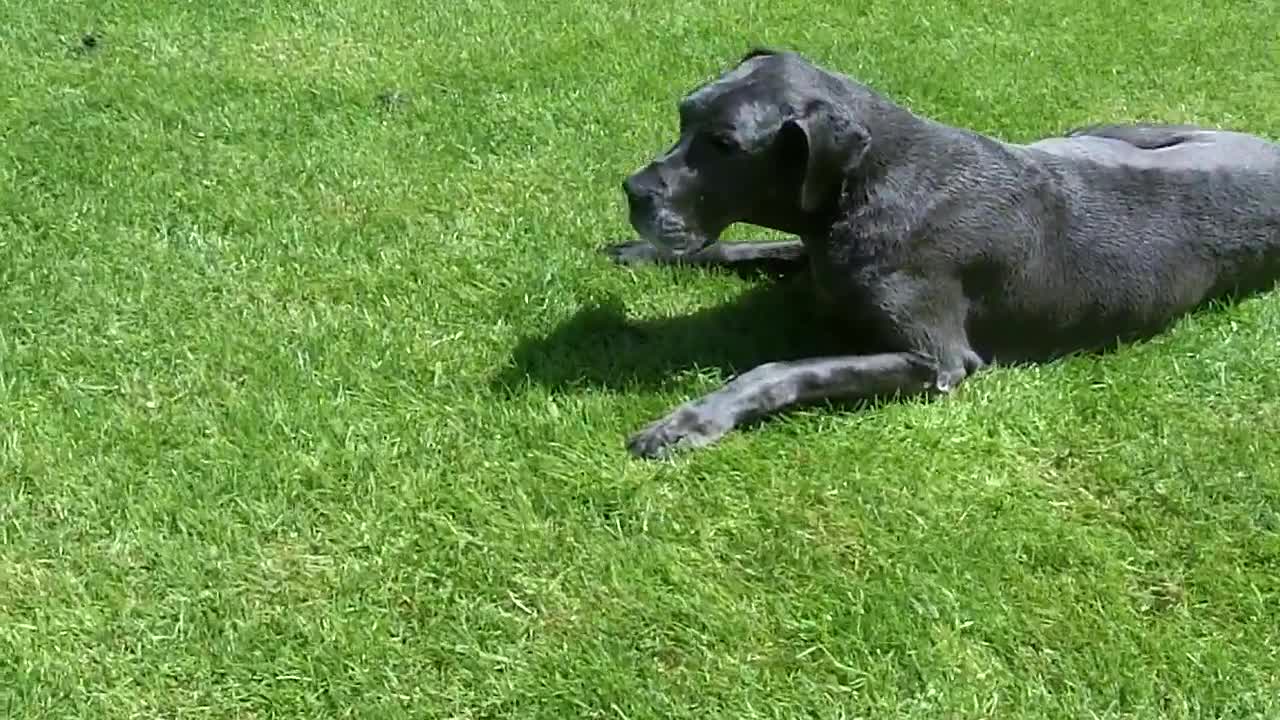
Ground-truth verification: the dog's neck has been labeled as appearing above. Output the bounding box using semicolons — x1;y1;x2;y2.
855;94;934;169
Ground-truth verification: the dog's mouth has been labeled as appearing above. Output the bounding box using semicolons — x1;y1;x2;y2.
630;205;715;256
647;233;713;257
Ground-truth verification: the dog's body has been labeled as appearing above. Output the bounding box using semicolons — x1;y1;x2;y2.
610;50;1280;458
812;119;1280;364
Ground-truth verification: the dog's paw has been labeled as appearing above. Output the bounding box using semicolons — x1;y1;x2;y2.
600;240;664;266
626;407;729;459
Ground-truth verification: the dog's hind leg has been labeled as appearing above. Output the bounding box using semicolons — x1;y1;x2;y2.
601;238;808;276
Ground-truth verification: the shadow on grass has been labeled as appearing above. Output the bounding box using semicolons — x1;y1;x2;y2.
493;276;863;394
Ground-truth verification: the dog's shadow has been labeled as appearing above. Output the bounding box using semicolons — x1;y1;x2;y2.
494;276;855;394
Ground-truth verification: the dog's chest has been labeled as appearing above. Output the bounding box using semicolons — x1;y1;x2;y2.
805;237;889;317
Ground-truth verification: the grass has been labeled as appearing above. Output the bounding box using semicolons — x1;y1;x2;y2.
1;0;1278;716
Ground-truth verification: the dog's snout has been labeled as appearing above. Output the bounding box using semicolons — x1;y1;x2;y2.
623;175;658;216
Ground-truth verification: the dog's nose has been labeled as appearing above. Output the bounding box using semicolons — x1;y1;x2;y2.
622;175;644;199
622;176;655;213
623;171;664;200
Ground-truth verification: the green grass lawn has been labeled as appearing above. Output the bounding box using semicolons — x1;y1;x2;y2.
2;0;1279;717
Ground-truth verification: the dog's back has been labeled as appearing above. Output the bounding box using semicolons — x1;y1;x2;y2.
1029;124;1280;172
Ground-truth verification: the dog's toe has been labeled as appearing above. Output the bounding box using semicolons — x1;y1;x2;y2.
626;428;675;459
626;417;684;458
626;408;728;459
601;240;661;265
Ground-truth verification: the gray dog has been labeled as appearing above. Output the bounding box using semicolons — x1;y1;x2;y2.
606;48;1280;459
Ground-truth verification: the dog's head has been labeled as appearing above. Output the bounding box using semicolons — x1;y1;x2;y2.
622;49;876;254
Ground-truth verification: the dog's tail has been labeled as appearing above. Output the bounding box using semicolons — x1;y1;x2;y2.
1065;122;1206;150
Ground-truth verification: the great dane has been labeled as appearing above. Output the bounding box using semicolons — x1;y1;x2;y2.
606;48;1280;459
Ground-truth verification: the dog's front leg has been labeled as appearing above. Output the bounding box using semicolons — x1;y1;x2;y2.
602;238;808;275
626;352;965;458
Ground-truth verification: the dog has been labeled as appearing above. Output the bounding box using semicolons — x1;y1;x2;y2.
605;48;1280;459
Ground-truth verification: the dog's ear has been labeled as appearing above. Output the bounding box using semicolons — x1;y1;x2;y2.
780;102;870;213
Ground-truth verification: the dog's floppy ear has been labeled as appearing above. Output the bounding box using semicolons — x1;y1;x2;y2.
780;101;871;213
